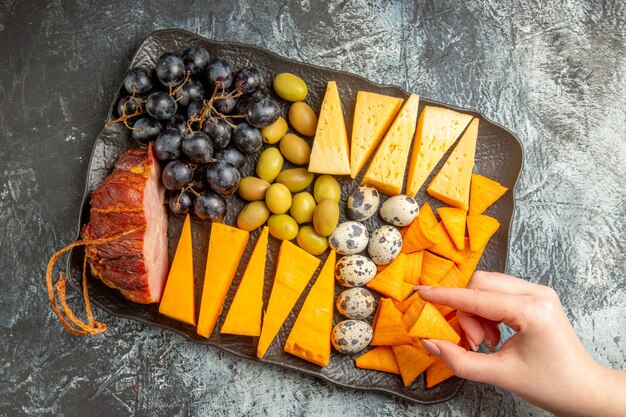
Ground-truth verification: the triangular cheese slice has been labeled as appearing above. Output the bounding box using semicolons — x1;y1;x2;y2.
284;251;336;367
408;302;461;344
457;237;486;279
366;253;413;302
469;174;508;214
403;251;424;285
197;224;249;338
350;91;403;178
401;202;440;253
257;241;320;358
308;81;351;175
436;265;468;289
467;214;500;252
402;294;426;329
428;222;465;264
437;207;467;250
427;118;479;211
158;215;196;326
355;346;401;374
392;344;437;386
406;106;473;196
221;227;269;336
361;94;420;195
420;251;454;284
371;298;414;346
426;359;455;388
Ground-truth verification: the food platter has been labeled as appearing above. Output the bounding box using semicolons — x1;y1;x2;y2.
66;29;523;404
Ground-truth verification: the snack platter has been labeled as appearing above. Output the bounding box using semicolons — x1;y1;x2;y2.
65;29;523;404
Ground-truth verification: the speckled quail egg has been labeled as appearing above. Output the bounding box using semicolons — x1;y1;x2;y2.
368;225;403;265
331;320;373;354
380;195;420;226
336;288;376;319
328;221;369;255
334;254;377;287
347;185;380;221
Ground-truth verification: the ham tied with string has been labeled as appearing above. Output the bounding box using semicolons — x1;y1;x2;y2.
82;144;169;304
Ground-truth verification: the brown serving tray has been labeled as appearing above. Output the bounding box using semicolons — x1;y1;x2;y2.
67;29;523;404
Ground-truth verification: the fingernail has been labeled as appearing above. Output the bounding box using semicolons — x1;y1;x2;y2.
484;338;496;353
468;338;478;352
414;285;431;292
421;339;441;357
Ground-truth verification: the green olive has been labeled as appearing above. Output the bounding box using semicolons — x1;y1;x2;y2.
279;133;311;165
275;168;315;193
256;147;284;183
261;116;288;144
288;102;318;137
265;183;292;214
238;176;271;201
273;73;308;102
237;201;270;231
313;175;341;203
267;214;299;241
313;199;339;236
290;192;316;224
297;225;328;255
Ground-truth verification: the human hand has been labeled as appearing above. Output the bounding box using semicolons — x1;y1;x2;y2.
416;271;626;417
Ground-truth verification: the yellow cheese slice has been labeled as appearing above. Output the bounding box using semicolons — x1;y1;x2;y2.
361;93;420;195
220;226;269;336
406;106;473;197
284;250;336;367
197;224;249;338
349;91;403;178
158;214;196;326
427;118;479;211
257;240;320;358
308;81;351;175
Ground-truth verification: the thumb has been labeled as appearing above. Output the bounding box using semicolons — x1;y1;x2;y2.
421;339;504;384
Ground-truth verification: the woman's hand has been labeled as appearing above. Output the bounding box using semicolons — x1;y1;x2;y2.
416;271;626;417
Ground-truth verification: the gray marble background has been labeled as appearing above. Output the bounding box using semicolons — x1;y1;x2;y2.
1;1;624;416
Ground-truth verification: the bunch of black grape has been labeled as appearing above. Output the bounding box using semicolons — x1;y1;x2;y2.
112;46;280;222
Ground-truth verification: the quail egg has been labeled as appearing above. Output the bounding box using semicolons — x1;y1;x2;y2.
331;320;373;354
334;254;377;287
368;225;403;265
328;221;369;255
347;185;380;221
380;195;420;226
336;288;376;319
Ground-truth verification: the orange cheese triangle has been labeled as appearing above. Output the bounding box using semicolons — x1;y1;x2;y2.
406;106;473;196
220;227;269;336
402;294;427;329
197;224;250;338
284;251;336;367
401;202;440;253
355;346;401;375
426;359;455;388
467;214;500;252
403;251;424;285
428;222;465;264
437;207;467;250
457;237;487;280
469;174;508;214
257;240;320;359
408;302;461;344
361;94;420;195
308;81;351;175
366;253;413;302
392;344;437;386
436;265;468;289
420;251;454;284
158;215;196;326
427;118;479;211
349;91;404;178
371;298;414;346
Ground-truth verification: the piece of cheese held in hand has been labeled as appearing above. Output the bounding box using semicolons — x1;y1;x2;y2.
349;91;403;178
308;81;351;175
469;174;508;215
221;226;269;337
284;250;336;367
427;118;479;211
355;346;401;375
158;214;196;326
406;106;473;197
197;224;249;338
361;94;420;195
257;240;320;359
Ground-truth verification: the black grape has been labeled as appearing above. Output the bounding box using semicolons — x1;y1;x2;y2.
174;78;204;107
214;147;245;169
168;190;194;215
214;95;237;115
123;67;153;95
182;46;210;75
206;160;240;195
132;117;162;144
202;118;232;149
233;68;263;94
206;58;233;89
182;131;213;164
156;52;186;87
166;114;187;133
194;191;226;222
187;99;204;119
116;96;140;117
162;160;193;190
146;92;178;120
232;122;262;154
154;129;184;161
245;97;279;128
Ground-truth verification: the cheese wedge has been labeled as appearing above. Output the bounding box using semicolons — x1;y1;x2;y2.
408;302;461;344
158;215;196;326
392;344;437;386
308;81;351;175
349;91;403;178
406;106;473;197
366;253;413;302
437;207;467;251
466;214;500;252
469;174;509;214
427;118;479;211
361;94;420;195
257;240;320;359
197;224;249;338
284;251;336;367
355;346;401;375
220;227;269;336
371;298;414;346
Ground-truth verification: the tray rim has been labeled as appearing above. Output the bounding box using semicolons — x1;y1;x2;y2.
65;28;525;405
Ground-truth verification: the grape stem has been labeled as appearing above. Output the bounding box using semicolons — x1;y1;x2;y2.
106;88;146;127
185;82;245;133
